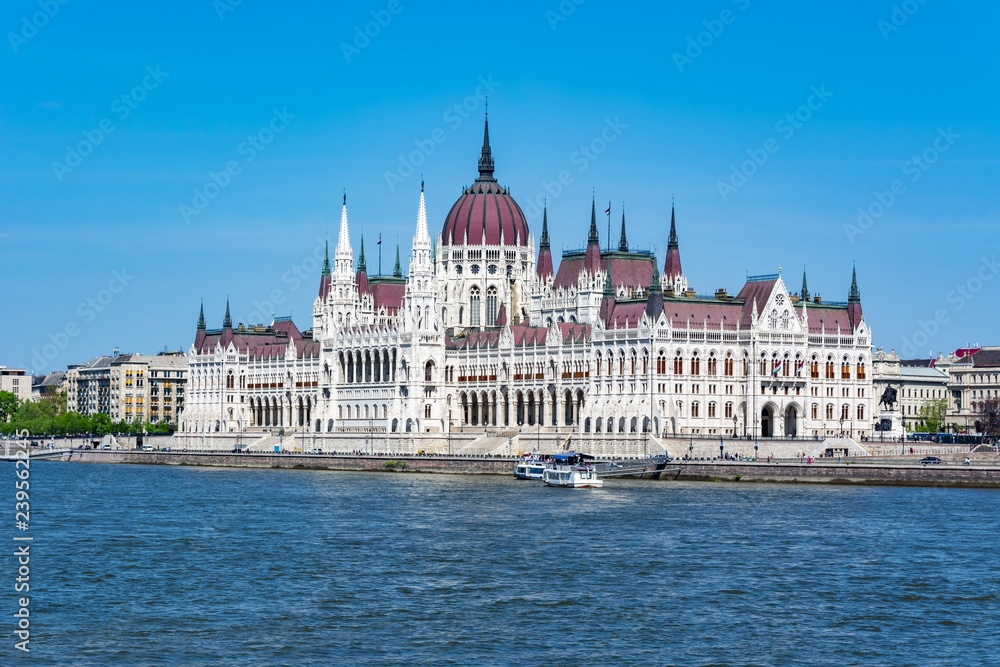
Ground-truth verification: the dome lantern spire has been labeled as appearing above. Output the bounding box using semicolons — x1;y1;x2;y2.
477;108;495;182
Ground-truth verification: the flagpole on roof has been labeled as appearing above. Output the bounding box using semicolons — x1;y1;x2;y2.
606;200;612;253
378;233;382;277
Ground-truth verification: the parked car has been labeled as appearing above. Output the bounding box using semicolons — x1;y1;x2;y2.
918;456;943;465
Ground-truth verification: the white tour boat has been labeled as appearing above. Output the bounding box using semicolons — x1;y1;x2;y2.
542;466;603;488
513;460;551;480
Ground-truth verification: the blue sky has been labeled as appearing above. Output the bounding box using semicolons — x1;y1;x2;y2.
1;0;998;374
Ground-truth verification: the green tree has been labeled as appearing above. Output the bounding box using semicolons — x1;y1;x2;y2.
917;398;947;433
974;397;1000;443
0;391;20;423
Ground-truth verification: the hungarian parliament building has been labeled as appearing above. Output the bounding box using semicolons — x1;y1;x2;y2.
179;117;874;440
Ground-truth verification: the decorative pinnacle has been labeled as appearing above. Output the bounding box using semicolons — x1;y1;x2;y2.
668;204;679;250
588;197;599;244
322;236;330;276
649;261;661;295
358;233;366;272
618;206;628;252
801;267;810;301
197;300;206;330
603;266;615;298
223;297;232;329
393;243;402;278
477;112;495;181
540;203;550;249
849;264;861;303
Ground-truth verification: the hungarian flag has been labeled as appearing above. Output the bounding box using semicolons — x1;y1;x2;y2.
377;234;382;246
795;360;806;375
604;206;611;215
771;360;782;376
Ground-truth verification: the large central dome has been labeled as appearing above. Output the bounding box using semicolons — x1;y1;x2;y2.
440;117;530;247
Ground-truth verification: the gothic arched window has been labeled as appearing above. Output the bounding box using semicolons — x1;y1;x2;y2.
470;286;481;326
486;286;498;326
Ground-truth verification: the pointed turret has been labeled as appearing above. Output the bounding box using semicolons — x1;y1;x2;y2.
588;197;600;244
618;208;629;252
496;303;508;327
664;204;683;281
223;298;232;329
334;193;354;279
194;300;207;348
414;181;431;248
800;268;810;302
477;112;495;181
355;234;369;296
536;203;554;280
393;243;402;278
848;265;860;303
584;197;602;275
847;264;864;329
645;262;664;319
318;237;332;301
599;267;616;324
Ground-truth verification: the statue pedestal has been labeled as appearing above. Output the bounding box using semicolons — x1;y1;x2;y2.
875;410;904;439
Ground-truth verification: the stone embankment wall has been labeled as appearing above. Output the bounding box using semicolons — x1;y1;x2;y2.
57;450;1000;488
61;450;515;474
669;461;1000;488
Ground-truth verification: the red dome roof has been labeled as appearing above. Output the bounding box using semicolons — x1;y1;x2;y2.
440;117;530;247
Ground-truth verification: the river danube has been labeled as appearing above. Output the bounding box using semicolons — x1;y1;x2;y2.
12;462;1000;665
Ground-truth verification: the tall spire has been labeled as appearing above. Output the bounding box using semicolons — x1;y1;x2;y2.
668;204;679;249
603;266;615;298
322;237;330;276
197;301;206;331
334;192;353;278
336;193;350;253
540;203;550;248
393;243;402;278
664;203;683;281
645;261;664;319
588;196;599;244
618;207;629;252
477;110;495;181
800;267;810;302
414;182;430;247
358;233;367;272
223;298;232;329
848;264;861;303
536;202;554;280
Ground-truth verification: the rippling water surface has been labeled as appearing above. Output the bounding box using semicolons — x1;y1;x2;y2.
14;462;1000;665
